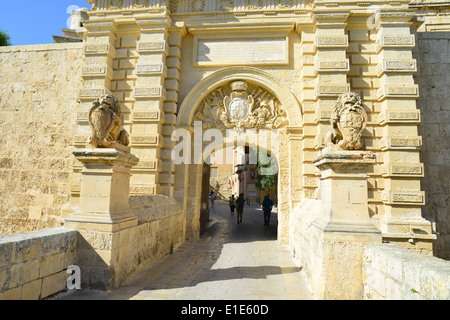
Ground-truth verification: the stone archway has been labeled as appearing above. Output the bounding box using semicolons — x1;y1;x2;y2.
174;67;303;244
177;66;302;127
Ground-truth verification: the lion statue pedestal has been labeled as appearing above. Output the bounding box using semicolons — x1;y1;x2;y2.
65;94;139;289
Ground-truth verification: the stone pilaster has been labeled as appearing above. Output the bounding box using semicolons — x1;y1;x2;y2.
159;22;187;197
375;10;436;253
78;20;117;104
185;163;203;242
296;23;318;200
287;126;303;210
298;12;350;200
313;12;350;151
72;19;118;201
130;15;171;196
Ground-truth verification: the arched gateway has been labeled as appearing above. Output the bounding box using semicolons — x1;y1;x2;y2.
177;67;303;127
174;67;303;243
1;0;447;301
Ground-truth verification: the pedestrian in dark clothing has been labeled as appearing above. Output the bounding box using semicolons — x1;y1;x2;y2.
236;193;245;224
209;190;216;209
262;194;274;226
229;194;236;215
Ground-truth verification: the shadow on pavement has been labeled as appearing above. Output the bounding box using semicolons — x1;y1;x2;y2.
57;200;305;300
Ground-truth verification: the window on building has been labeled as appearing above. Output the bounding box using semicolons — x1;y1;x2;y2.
210;167;218;178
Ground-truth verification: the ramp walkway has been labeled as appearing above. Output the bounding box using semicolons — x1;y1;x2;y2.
57;200;314;300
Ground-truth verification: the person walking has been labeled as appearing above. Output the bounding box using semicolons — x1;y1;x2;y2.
209;190;216;209
236;193;245;224
262;194;274;226
229;194;236;215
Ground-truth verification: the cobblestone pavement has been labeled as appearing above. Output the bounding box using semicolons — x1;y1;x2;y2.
57;200;314;300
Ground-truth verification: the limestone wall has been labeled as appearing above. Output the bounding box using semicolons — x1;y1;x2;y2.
289;199;324;297
290;200;450;300
74;195;185;289
290;199;377;300
415;32;450;260
0;228;77;300
0;195;185;299
130;194;185;267
363;243;450;300
0;43;84;235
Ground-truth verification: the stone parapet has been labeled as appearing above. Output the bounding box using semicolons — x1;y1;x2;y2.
0;228;77;300
363;243;450;300
88;0;307;14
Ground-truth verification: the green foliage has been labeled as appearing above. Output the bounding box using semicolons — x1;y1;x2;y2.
0;30;11;47
255;150;277;191
256;173;276;191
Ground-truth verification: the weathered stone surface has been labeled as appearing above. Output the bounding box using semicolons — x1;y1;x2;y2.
364;243;450;300
415;31;450;260
0;43;84;236
0;228;77;299
193;80;289;130
0;0;449;301
87;95;130;150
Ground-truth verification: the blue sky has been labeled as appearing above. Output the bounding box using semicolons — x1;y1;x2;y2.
0;1;92;46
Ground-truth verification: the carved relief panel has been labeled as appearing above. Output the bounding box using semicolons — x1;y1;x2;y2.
88;0;306;12
193;81;289;130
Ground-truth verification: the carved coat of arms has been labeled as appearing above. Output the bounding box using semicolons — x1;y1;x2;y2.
88;94;130;150
325;92;368;150
194;81;289;131
223;81;254;129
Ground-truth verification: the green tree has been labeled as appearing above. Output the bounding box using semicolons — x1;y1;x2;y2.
0;30;12;46
255;150;277;191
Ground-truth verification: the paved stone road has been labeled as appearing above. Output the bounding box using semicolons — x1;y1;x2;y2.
57;200;314;300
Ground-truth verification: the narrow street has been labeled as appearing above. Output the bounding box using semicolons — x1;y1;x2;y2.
57;200;314;300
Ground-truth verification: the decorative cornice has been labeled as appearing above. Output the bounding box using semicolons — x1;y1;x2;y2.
88;0;310;14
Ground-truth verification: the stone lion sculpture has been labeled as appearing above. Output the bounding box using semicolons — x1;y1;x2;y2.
324;92;368;150
88;94;130;149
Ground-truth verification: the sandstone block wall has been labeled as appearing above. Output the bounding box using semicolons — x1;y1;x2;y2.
130;195;185;272
74;195;185;289
0;228;77;300
363;243;450;300
289;199;375;299
416;31;450;260
290;200;450;300
0;43;83;235
0;195;185;298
